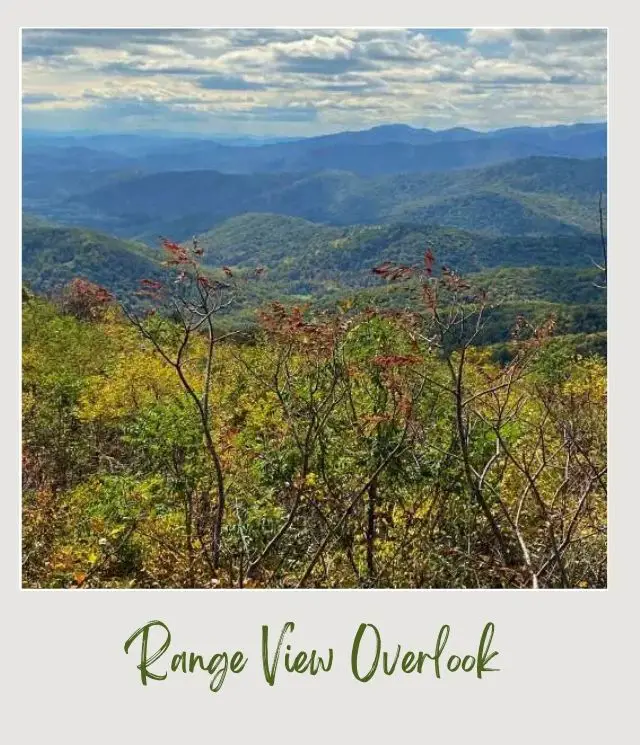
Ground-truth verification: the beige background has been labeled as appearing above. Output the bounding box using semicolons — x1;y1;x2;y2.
4;3;635;743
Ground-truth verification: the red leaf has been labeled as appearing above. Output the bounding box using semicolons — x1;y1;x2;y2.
424;248;435;276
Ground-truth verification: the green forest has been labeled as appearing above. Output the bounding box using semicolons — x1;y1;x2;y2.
22;235;607;589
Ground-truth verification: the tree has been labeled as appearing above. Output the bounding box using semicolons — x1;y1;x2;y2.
123;237;240;572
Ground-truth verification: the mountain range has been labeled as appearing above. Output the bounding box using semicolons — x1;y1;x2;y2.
24;121;606;174
22;121;607;346
24;153;606;242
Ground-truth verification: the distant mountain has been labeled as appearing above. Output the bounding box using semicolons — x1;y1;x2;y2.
23;122;606;178
220;138;546;177
27;156;605;241
22;130;297;154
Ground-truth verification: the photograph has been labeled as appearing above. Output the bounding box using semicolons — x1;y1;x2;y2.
21;27;607;590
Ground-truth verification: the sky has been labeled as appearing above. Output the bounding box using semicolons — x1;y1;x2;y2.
21;28;607;137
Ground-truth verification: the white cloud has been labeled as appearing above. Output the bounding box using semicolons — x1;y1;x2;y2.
21;28;607;135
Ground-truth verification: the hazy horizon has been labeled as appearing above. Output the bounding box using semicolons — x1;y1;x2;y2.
22;119;607;141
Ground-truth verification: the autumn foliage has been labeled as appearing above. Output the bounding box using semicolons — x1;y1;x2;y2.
22;241;607;589
58;277;113;320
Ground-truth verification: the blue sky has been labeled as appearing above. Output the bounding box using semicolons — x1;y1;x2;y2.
21;28;607;136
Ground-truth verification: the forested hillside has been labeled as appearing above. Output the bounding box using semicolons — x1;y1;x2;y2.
24;149;605;240
197;214;605;277
22;215;163;298
22;212;607;345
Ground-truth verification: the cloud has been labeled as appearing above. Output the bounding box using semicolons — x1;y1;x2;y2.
269;35;381;74
220;105;318;122
22;92;62;105
99;62;209;78
22;29;211;59
197;74;267;91
467;28;605;46
21;28;607;135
